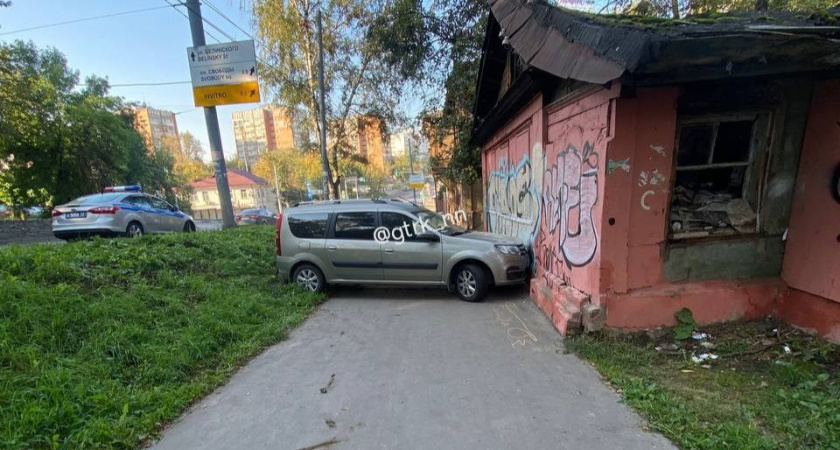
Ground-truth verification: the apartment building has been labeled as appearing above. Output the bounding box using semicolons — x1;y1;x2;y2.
232;106;308;170
134;106;181;154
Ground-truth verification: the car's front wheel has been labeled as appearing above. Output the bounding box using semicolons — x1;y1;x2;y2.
454;264;488;302
125;221;144;238
293;264;325;293
183;221;195;232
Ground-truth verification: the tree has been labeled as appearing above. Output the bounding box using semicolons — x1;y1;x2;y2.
369;0;487;189
164;132;212;182
0;41;189;215
225;156;247;171
601;0;837;17
252;0;403;199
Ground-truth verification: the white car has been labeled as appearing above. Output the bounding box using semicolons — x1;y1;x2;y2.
52;185;195;239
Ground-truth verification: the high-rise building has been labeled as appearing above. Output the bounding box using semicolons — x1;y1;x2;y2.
232;106;309;171
347;116;389;172
390;128;429;160
134;106;181;154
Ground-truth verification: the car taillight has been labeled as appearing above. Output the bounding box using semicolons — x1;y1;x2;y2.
275;212;283;255
235;215;241;221
89;205;120;214
52;210;62;217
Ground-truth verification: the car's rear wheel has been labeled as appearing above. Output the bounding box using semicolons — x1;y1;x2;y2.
183;221;195;232
126;221;144;238
293;264;325;293
454;264;488;302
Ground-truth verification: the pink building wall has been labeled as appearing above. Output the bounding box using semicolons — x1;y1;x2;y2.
481;81;840;341
778;80;840;341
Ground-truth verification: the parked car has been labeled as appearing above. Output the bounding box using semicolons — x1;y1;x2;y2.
52;185;196;240
235;208;277;226
275;199;530;302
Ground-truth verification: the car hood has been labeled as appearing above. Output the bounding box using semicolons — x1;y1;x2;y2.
449;231;522;246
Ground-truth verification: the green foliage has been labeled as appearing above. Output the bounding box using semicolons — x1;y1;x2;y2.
602;0;838;18
369;0;487;187
0;227;323;448
567;322;840;449
252;0;402;198
0;41;188;213
674;307;697;340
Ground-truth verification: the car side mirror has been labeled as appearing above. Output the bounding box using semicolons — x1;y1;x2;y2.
171;205;179;212
416;231;439;242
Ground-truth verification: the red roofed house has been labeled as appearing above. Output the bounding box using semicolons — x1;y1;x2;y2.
190;168;278;220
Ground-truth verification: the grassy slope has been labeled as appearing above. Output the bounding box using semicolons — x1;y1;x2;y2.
567;320;840;450
0;227;322;449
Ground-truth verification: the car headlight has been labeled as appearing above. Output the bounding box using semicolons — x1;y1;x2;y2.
495;244;521;255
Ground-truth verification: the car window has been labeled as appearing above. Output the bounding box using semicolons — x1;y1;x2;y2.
123;195;152;208
381;212;421;241
287;213;329;238
241;209;259;215
149;197;170;210
70;193;124;205
334;212;376;240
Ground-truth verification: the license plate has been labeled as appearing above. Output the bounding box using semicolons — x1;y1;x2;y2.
65;212;87;219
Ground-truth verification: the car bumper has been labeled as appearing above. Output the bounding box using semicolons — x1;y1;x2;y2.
276;255;293;283
52;221;125;239
489;252;531;286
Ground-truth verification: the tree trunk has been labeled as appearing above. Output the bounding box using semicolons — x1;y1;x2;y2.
755;0;768;11
670;0;680;19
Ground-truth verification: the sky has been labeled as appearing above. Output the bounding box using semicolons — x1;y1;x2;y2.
0;0;263;162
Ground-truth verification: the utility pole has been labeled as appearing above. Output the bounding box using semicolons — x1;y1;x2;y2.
316;11;331;200
408;132;417;204
186;0;236;228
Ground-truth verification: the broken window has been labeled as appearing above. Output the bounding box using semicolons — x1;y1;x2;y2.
670;114;769;240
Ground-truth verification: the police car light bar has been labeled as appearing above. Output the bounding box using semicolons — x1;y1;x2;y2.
104;185;142;192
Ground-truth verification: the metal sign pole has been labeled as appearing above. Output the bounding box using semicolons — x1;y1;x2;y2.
186;0;235;228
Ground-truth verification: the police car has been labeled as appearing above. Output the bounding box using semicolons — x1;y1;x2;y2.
51;185;196;240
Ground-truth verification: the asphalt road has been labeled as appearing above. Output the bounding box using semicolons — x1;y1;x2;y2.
152;286;675;450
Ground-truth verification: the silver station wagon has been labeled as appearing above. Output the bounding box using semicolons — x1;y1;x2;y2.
52;185;196;239
275;199;530;301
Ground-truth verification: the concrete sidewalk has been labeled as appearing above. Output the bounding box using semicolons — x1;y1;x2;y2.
152;286;674;450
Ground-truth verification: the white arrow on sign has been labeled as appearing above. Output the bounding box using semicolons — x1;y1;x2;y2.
189;61;258;88
187;40;256;70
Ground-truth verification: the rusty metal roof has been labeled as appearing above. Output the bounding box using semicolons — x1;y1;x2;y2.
489;0;840;84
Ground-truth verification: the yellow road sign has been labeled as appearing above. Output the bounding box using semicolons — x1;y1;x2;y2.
192;81;260;107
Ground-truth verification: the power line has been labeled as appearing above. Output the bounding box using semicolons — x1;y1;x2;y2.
110;81;192;87
202;0;254;39
161;0;223;43
0;5;172;37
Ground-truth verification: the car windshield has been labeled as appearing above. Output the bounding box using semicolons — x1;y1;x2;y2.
68;193;124;205
241;209;261;215
413;209;468;236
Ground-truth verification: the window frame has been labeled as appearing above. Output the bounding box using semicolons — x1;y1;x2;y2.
287;212;330;239
669;111;772;241
328;210;380;241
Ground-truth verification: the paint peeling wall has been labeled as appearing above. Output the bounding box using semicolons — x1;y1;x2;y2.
482;88;620;297
782;80;840;304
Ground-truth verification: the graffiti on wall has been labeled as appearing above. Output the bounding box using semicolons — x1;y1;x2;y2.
539;142;600;268
486;140;601;282
486;143;544;246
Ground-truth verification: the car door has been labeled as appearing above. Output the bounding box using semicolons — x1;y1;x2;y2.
380;211;443;282
148;196;178;232
124;195;157;231
323;211;383;281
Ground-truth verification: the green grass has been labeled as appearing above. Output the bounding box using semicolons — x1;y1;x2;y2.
0;226;323;449
567;320;840;449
